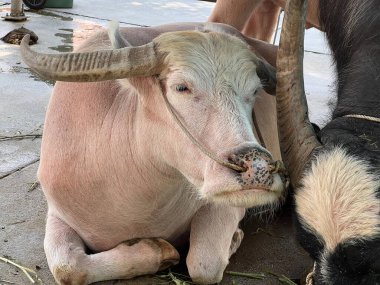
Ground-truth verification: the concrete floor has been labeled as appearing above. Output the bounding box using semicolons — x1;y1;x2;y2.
0;1;327;284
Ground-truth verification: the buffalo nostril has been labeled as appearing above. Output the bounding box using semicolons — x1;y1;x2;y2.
228;155;248;173
228;150;275;188
228;151;270;174
268;160;286;174
269;160;290;188
228;149;289;190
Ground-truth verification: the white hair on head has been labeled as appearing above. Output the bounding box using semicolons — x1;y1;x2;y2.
296;147;380;251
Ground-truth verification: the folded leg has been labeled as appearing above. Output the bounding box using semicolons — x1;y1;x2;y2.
44;214;179;285
186;204;245;284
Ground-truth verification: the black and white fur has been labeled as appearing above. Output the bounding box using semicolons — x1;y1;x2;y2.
294;0;380;284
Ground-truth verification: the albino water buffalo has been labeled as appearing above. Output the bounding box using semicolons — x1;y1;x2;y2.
21;22;287;284
277;0;380;284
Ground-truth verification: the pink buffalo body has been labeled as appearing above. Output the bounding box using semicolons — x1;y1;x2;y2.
21;22;285;284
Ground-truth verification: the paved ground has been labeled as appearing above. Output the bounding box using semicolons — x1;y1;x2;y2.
0;1;332;284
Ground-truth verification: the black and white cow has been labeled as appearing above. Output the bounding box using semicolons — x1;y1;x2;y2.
276;0;380;284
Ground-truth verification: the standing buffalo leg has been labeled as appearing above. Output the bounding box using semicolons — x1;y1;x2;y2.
44;214;180;285
186;204;245;284
242;0;282;42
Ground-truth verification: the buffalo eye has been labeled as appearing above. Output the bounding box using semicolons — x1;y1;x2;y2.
175;84;189;93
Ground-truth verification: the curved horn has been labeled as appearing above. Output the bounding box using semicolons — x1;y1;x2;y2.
20;34;164;82
276;0;321;186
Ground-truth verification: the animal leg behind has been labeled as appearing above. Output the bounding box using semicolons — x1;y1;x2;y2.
186;204;245;284
45;214;180;285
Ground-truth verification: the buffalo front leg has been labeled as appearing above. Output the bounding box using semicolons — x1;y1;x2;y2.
186;204;245;284
44;214;180;285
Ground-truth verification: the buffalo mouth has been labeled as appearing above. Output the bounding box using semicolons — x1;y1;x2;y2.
204;173;285;208
200;143;288;208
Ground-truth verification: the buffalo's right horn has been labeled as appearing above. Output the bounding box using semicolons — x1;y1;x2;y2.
20;34;164;82
276;0;321;186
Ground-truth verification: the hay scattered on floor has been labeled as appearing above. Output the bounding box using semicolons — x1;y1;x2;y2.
226;270;298;285
0;279;15;284
265;271;298;285
0;256;43;284
0;256;297;285
28;181;40;191
155;270;197;285
225;271;265;280
154;269;298;285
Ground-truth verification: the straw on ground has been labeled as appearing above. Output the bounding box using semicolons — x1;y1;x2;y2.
0;256;42;284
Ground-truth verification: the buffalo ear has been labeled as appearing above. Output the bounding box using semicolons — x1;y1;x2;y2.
256;59;277;95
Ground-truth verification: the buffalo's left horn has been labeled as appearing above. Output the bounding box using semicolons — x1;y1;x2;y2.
20;34;164;82
276;0;321;186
